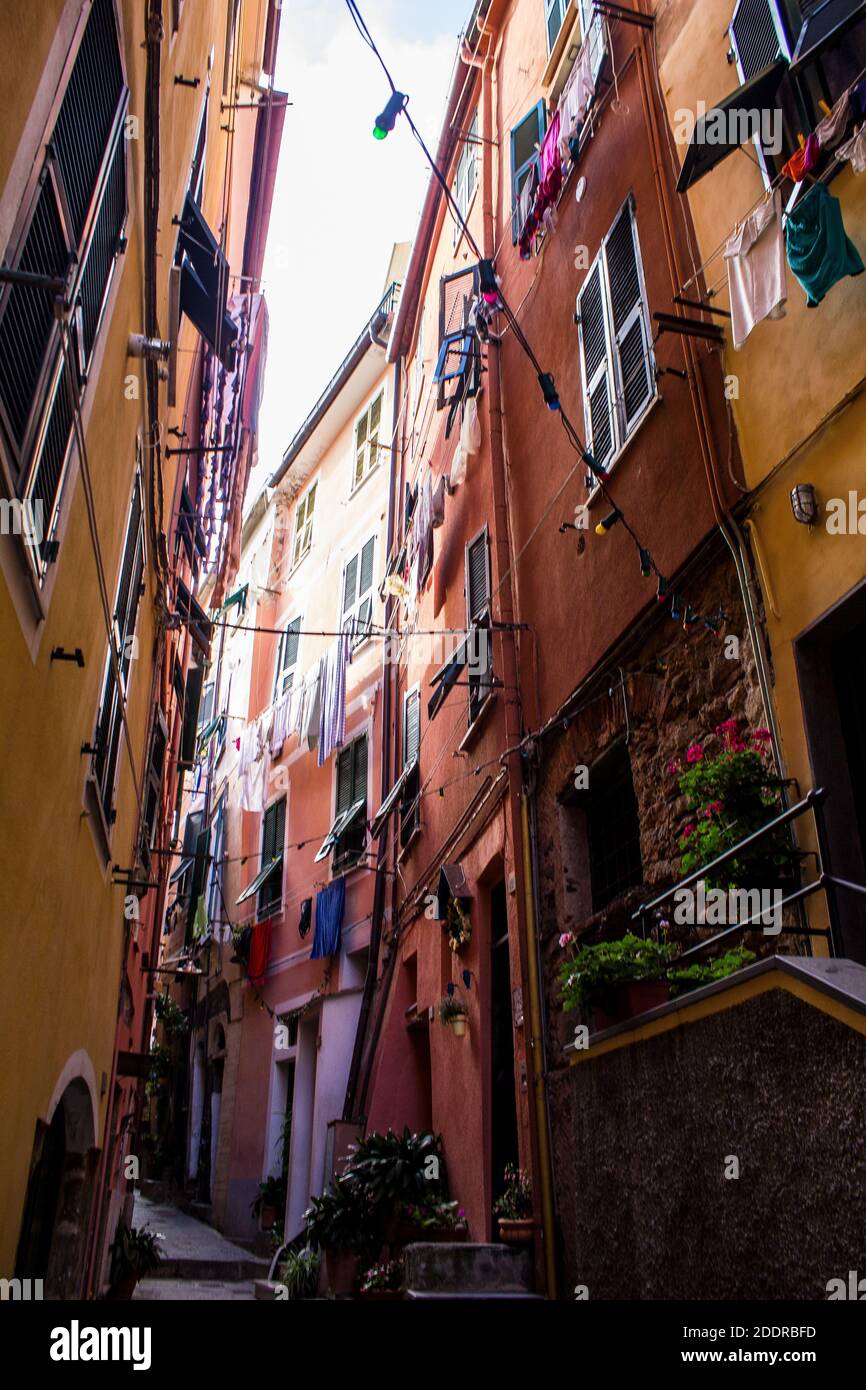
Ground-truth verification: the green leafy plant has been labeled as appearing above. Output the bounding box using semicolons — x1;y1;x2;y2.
251;1174;287;1220
111;1223;162;1281
342;1127;447;1207
303;1175;378;1256
493;1164;532;1221
559;933;678;1012
359;1258;403;1293
275;1244;320;1300
398;1198;466;1231
437;993;469;1025
147;1043;172;1083
153;992;189;1037
669;723;796;890
667;946;756;995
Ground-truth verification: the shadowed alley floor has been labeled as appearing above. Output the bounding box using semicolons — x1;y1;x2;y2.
131;1193;269;1301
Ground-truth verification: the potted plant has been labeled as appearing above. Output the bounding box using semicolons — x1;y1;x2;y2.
559;933;678;1030
303;1176;375;1296
147;1043;172;1090
667;946;756;995
108;1223;161;1300
153;991;189;1037
438;993;469;1037
275;1243;320;1300
358;1258;404;1301
493;1165;534;1245
393;1198;468;1244
251;1175;286;1231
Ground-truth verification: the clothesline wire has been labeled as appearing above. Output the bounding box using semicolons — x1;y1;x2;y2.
681;64;866;296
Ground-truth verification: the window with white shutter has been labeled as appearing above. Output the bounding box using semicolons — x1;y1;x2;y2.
352;393;383;489
729;0;790;80
274;616;301;699
342;537;375;646
576;197;654;473
291;482;316;568
545;0;569;52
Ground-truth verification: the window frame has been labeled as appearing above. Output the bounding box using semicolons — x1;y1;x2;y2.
291;481;317;569
351;391;384;491
510;100;547;244
258;796;286;918
465;525;494;731
575;195;656;482
206;794;227;936
399;686;421;849
452;107;479;245
545;0;569;54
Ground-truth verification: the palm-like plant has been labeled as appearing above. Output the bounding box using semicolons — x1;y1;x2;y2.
342;1128;446;1207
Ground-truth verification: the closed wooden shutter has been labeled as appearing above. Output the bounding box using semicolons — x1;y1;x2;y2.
336;744;354;815
466;529;490;622
352;735;368;805
53;0;125;245
604;203;652;431
404;689;420;767
343;554;358;615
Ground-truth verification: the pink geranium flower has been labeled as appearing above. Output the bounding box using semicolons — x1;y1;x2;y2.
752;728;771;742
686;744;704;763
559;931;574;949
665;757;681;776
682;822;697;839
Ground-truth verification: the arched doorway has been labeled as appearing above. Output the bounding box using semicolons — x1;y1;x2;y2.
15;1077;98;1298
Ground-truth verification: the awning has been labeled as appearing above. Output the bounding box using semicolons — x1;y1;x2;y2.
790;0;866;73
435;863;472;920
236;854;283;905
369;759;417;840
428;637;469;721
313;798;366;864
676;61;788;193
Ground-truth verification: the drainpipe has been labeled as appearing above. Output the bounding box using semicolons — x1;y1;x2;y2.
480;24;557;1295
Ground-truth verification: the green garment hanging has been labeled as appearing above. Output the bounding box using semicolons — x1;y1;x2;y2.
784;182;864;308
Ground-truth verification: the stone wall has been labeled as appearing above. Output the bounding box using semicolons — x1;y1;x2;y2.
548;983;866;1299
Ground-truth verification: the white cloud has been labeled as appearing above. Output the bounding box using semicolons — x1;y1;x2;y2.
250;0;466;498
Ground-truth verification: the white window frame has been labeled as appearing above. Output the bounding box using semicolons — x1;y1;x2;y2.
578;0;606;82
575;195;655;481
399;685;421;850
291;481;316;569
341;535;376;647
351;391;384;491
545;0;569;54
452;108;479;245
274;615;302;700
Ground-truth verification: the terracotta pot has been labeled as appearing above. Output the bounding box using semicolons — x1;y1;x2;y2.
592;979;670;1031
389;1218;469;1247
359;1287;403;1301
322;1248;358;1297
498;1218;535;1246
450;1015;468;1037
108;1274;139;1301
260;1204;278;1231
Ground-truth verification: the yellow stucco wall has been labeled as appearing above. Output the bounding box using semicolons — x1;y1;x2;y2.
0;0;269;1273
654;0;866;941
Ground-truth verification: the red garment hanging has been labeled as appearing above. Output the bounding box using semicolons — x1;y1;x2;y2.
248;916;273;986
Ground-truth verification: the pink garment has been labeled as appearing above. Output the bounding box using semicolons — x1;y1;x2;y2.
540;111;561;187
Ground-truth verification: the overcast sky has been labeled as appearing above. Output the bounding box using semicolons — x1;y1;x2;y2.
250;0;472;500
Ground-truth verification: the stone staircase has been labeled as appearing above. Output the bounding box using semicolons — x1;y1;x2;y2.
403;1242;544;1300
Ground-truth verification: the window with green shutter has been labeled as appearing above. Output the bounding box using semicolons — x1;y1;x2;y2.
342;536;375;645
259;797;286;915
353;392;383;488
292;482;316;568
465;527;493;728
333;735;368;869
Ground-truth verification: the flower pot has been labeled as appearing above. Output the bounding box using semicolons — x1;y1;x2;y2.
592;979;670;1031
321;1248;358;1297
359;1287;403;1301
108;1274;139;1301
498;1218;535;1246
450;1015;468;1037
260;1204;278;1231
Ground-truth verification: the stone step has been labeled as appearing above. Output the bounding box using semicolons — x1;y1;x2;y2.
405;1290;545;1300
403;1242;534;1295
151;1254;270;1282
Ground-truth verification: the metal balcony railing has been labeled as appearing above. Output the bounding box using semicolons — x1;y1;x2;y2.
632;787;866;960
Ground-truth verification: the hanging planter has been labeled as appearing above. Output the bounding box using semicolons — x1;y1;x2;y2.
438;994;469;1036
444;897;472;954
